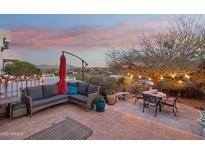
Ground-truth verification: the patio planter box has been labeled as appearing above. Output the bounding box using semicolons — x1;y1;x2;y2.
11;82;100;118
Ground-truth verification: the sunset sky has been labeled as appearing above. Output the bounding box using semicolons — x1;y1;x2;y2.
0;14;191;67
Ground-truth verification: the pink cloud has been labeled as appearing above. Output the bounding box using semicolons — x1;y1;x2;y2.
11;18;170;51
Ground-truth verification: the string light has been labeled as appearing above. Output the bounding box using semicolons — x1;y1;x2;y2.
185;74;190;79
21;75;24;80
148;78;151;81
138;75;142;79
160;76;164;80
171;74;176;78
178;80;182;83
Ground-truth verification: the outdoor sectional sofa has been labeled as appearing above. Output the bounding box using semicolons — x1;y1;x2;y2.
10;82;100;119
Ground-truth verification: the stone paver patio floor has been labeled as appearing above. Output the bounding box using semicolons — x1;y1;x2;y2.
108;98;203;137
0;100;203;140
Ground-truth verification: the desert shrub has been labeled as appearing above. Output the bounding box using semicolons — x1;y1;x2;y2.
87;75;117;94
191;72;205;94
157;79;205;99
75;72;89;81
198;59;205;72
116;77;126;85
86;75;103;85
87;75;116;88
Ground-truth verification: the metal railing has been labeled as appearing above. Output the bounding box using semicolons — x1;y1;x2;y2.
0;79;42;99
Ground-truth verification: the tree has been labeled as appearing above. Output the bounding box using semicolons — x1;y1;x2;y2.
198;59;205;72
106;16;205;72
4;60;41;76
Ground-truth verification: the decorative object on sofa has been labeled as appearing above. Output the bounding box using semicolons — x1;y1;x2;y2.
68;86;78;95
94;95;105;112
67;81;79;87
78;82;89;95
57;53;67;94
106;89;116;105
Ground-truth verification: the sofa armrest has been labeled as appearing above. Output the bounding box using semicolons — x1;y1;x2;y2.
87;92;99;110
24;95;32;115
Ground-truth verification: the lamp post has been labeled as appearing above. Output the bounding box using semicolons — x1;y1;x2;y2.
62;51;88;82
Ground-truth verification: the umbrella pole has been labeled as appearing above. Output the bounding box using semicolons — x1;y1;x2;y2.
62;51;88;83
82;61;84;82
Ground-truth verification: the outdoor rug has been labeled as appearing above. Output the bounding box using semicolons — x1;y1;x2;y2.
25;117;93;140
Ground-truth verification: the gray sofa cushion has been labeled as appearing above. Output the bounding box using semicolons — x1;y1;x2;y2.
69;94;88;104
32;94;68;107
26;86;43;101
42;84;58;98
87;85;98;95
78;83;88;95
67;82;79;87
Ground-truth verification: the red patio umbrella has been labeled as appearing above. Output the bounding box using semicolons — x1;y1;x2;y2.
57;53;67;94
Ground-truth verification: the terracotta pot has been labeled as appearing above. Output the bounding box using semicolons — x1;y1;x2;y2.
106;94;116;105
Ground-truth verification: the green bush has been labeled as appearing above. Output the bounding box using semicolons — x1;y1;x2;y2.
87;75;119;95
4;60;41;76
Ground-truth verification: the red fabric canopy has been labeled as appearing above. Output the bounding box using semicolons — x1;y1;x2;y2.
57;54;67;94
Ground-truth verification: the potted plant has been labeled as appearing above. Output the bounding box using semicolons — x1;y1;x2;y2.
93;95;106;112
106;89;116;105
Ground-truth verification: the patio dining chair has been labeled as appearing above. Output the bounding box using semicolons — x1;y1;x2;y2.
162;93;181;116
131;86;144;104
142;94;162;117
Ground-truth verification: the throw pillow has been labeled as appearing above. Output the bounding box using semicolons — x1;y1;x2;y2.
87;85;98;95
78;83;89;95
26;86;43;101
42;84;58;98
68;86;78;95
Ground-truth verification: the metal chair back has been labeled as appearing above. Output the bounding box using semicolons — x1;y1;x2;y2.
142;93;150;104
148;95;158;106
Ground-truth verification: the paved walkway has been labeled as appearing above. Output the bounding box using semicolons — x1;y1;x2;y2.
0;102;203;140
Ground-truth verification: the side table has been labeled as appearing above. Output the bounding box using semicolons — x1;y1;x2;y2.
0;96;19;121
